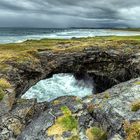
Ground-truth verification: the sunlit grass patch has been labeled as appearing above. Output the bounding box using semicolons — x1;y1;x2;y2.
47;106;78;136
0;78;11;89
61;106;72;116
131;100;140;112
0;78;11;101
0;36;140;77
135;81;140;85
86;127;107;140
0;88;5;101
124;121;140;140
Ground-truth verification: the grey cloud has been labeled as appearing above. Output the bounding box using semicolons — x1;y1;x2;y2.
0;0;139;28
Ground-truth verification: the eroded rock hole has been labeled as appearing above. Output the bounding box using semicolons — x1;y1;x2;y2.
22;73;95;102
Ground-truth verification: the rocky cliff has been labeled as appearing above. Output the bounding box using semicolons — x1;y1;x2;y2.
0;36;140;140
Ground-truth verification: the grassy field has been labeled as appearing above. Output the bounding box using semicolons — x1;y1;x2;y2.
0;36;140;70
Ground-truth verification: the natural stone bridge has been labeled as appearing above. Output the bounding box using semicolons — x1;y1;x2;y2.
1;47;140;114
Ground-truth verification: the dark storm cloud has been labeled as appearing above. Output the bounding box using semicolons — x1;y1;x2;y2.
0;0;140;28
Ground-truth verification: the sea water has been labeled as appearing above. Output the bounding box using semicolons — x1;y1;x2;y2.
22;73;94;102
0;28;140;44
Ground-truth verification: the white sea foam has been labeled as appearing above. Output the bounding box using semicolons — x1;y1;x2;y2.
0;29;140;44
22;73;93;102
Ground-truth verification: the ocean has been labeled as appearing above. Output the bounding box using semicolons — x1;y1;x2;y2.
0;28;140;44
22;73;94;102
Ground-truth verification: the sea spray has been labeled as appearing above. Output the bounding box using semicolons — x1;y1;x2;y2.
22;73;94;102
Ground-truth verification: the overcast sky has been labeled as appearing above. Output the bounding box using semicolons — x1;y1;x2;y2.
0;0;140;28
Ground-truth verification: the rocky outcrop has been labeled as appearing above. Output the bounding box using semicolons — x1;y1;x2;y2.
14;49;140;95
0;78;140;140
1;47;140;115
84;77;140;138
0;40;140;139
0;99;48;140
17;96;94;140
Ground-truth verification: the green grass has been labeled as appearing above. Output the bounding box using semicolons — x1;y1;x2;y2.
48;106;78;136
0;78;11;101
0;78;11;89
0;36;140;73
131;100;140;112
124;121;140;140
60;115;78;130
86;127;107;140
61;106;72;116
135;81;140;85
0;88;5;101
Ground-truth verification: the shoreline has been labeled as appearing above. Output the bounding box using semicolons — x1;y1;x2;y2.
1;34;140;45
0;28;140;44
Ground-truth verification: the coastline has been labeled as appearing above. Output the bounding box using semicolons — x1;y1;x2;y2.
0;35;140;139
0;28;140;44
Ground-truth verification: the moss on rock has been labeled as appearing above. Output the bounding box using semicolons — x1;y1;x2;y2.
0;88;5;101
103;92;111;99
135;81;140;85
60;115;78;131
47;106;78;137
61;106;72;116
0;78;11;101
124;121;140;140
0;78;11;89
131;100;140;112
68;135;80;140
86;127;107;140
